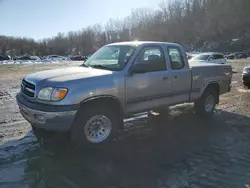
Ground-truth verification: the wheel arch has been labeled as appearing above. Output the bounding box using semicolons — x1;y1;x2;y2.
71;95;124;144
73;95;124;123
202;82;220;104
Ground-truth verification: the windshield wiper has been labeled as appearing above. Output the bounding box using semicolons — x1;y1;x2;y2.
81;63;89;68
90;65;111;70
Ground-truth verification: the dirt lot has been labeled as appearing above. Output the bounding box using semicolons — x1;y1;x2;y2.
0;60;250;188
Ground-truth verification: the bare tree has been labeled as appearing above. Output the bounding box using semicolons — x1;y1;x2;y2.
1;0;250;56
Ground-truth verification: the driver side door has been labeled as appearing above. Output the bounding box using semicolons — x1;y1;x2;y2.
125;46;172;114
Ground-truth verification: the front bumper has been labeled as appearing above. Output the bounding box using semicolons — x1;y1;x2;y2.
16;93;78;131
243;74;250;84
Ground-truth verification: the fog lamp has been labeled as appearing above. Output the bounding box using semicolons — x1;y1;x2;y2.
35;114;46;123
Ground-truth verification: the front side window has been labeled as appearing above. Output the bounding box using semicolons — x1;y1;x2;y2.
133;46;166;72
83;45;136;71
168;47;185;69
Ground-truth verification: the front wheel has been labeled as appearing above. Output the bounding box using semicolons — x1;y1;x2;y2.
194;88;217;117
71;105;122;147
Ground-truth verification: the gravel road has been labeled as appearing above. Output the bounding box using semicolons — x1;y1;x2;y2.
0;61;250;188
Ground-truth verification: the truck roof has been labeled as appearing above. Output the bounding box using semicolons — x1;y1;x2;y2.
106;41;180;46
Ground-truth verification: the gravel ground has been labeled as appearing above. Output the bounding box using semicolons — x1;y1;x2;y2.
0;60;250;188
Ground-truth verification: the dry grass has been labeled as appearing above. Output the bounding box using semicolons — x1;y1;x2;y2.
0;62;82;77
227;59;250;72
0;59;249;78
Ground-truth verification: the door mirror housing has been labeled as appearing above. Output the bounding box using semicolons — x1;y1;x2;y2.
130;62;151;74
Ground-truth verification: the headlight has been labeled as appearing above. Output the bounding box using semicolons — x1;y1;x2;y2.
38;87;53;100
51;88;68;101
38;87;68;101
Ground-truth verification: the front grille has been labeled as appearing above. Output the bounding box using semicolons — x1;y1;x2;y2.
21;79;36;98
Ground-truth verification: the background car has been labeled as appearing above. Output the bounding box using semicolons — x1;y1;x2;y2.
0;55;11;61
30;56;41;60
17;55;33;60
226;52;248;60
186;52;200;60
46;55;66;61
189;52;227;64
226;53;235;59
70;55;88;61
242;66;250;87
186;53;197;60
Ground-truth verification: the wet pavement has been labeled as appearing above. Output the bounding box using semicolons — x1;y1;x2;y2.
1;62;250;188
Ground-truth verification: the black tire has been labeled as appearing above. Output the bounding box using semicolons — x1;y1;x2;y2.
71;104;122;147
194;88;217;117
243;83;250;88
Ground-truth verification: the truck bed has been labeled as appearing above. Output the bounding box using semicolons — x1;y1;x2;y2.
189;61;231;68
189;62;232;101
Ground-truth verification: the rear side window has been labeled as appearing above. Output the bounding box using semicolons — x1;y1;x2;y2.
167;47;185;70
213;54;224;59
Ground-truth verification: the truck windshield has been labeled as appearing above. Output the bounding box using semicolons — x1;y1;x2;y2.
83;45;136;71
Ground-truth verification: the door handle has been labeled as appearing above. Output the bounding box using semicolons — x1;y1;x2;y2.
162;76;168;80
174;75;179;79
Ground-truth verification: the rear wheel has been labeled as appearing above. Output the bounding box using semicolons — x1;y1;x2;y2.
243;82;250;87
194;88;217;117
71;104;122;147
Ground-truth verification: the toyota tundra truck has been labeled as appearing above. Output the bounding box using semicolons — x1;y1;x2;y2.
16;41;232;145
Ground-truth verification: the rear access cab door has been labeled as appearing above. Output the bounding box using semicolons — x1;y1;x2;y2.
164;45;192;104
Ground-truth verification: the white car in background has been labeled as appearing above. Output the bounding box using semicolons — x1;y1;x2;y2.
46;55;66;61
30;56;41;60
186;52;200;60
189;53;227;64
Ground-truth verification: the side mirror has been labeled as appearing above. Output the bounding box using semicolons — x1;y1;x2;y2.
130;62;151;75
208;57;214;61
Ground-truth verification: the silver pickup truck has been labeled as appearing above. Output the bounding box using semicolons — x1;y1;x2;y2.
16;41;232;146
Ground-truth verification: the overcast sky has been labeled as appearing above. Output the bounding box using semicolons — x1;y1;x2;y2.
0;0;163;40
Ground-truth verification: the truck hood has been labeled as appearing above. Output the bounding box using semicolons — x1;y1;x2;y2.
24;67;113;84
